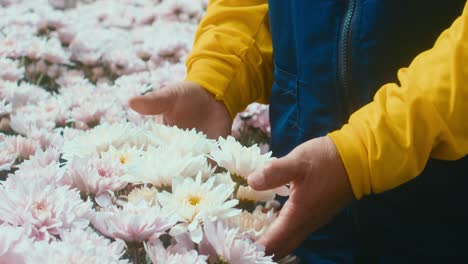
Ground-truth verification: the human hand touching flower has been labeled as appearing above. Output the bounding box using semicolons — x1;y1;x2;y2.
248;136;355;259
129;81;232;139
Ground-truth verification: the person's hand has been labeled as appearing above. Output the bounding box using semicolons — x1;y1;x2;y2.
129;81;232;139
248;136;355;259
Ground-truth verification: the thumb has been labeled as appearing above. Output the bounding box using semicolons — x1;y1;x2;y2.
129;88;177;115
248;154;299;191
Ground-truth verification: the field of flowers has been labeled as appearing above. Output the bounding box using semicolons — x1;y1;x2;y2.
0;0;291;263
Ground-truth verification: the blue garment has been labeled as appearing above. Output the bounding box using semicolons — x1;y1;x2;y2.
268;1;468;263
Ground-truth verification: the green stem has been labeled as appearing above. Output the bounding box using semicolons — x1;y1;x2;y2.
36;72;45;86
133;246;139;264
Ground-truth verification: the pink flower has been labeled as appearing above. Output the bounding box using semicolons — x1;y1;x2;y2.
145;239;207;264
4;135;41;161
0;57;24;82
199;221;275;264
233;103;271;136
55;70;86;87
12;148;64;186
63;155;127;196
0;224;33;264
12;162;65;188
157;0;204;23
0;178;94;241
92;200;178;243
0;81;50;109
9;108;57;135
0;151;16;171
30;228;128;264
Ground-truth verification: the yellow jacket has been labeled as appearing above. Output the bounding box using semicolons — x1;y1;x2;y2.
186;1;468;199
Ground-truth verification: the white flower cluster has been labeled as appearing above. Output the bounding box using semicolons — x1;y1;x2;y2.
0;122;291;263
0;0;293;263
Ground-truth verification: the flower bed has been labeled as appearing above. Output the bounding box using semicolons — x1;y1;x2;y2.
0;1;291;263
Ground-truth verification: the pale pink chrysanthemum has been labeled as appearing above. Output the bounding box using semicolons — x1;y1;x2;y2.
0;141;16;171
157;0;204;23
4;135;41;161
145;239;207;264
227;206;277;241
42;38;69;64
27;128;64;150
126;185;158;205
241;103;271;135
55;69;87;87
0;81;50;109
29;228;129;264
0;37;24;58
104;48;146;76
24;38;47;61
69;29;110;65
56;25;77;45
0;179;94;241
92;200;178;242
9;108;57;135
148;124;216;156
0;57;24;82
199;221;275;264
21;147;61;169
61;123;150;161
12;160;65;188
69;98;112;130
63;154;127;196
0;224;33;264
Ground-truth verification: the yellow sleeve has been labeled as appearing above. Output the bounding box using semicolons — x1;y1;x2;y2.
185;0;273;118
329;3;468;199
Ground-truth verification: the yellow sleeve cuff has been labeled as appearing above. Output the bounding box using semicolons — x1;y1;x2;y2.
185;58;244;120
328;125;371;200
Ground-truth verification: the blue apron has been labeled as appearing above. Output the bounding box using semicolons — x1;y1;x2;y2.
268;1;468;262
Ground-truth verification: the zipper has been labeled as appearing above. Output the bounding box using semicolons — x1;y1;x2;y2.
338;0;357;115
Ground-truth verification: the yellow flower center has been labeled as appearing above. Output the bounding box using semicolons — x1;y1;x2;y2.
188;195;202;206
119;155;128;165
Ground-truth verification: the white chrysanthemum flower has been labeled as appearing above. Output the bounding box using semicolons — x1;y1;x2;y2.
236;186;276;203
61;123;152;161
214;172;236;189
126;185;158;205
29;228;128;264
199;221;275;264
145;239;207;264
0;178;94;241
92;200;178;242
100;144;144;170
210;136;272;184
227;206;277;241
211;136;289;196
149;124;216;156
159;173;240;243
125;146;213;189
